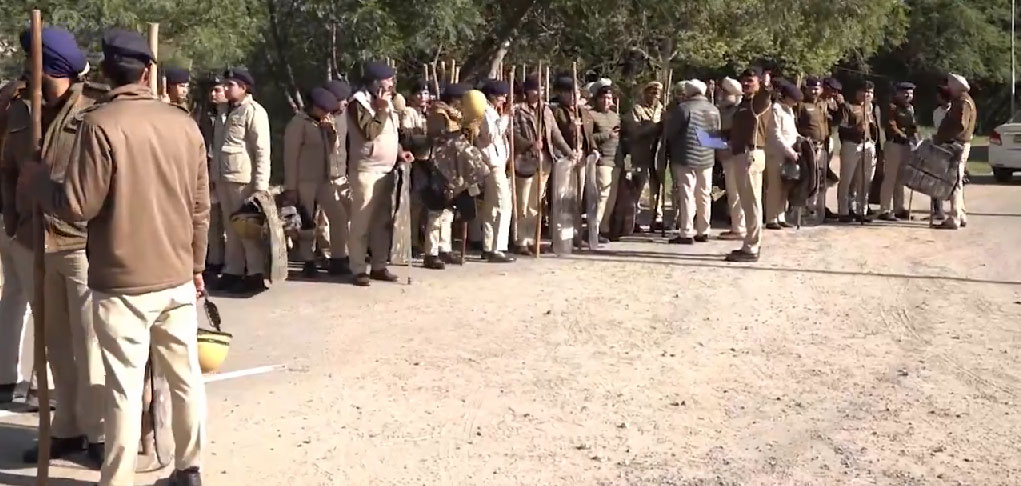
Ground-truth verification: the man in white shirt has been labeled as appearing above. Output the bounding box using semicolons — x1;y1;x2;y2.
764;80;802;229
478;80;516;263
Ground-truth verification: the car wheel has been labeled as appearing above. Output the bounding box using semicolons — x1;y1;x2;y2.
993;167;1014;183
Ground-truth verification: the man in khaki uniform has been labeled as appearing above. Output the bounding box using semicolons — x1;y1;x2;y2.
398;80;430;256
879;82;918;221
478;79;516;262
933;73;976;230
725;67;771;263
200;75;228;278
2;26;106;465
211;67;270;294
26;29;210;486
348;61;414;286
623;81;663;230
164;67;190;111
283;87;350;278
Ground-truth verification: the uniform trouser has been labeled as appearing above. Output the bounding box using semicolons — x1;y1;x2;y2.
731;150;765;254
837;141;877;216
95;282;204;486
597;165;619;234
880;142;910;213
45;249;104;443
424;209;454;256
207;203;225;267
719;150;747;235
949;143;971;225
0;226;32;385
674;165;713;238
764;150;789;224
217;182;266;276
482;169;512;253
296;178;350;262
349;170;395;275
514;164;551;247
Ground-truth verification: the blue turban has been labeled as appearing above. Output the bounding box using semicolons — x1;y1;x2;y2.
19;26;89;79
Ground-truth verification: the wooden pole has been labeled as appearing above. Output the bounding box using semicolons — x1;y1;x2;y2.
654;68;673;237
440;61;447;86
450;60;457;84
572;61;584;247
534;64;550;257
147;23;159;96
430;63;440;98
509;66;518;245
29;10;52;485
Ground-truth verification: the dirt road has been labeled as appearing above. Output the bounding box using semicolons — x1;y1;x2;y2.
1;178;1020;486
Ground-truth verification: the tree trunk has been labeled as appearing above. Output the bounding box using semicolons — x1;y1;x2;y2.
487;41;512;79
265;0;302;112
461;0;543;80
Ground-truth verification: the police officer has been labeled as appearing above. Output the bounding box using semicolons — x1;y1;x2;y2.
725;67;772;263
623;81;663;232
211;67;271;293
478;79;515;262
717;76;746;240
835;80;879;223
933;74;976;230
24;28;209;486
320;79;354;264
2;26;107;466
201;74;228;280
879;82;918;221
795;77;832;221
164;66;190;111
283;88;351;277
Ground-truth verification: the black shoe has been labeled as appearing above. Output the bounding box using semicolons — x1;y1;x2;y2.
327;258;352;276
512;245;535;257
878;212;897;222
669;236;694;245
369;268;399;282
894;210;911;220
856;213;874;223
206;263;223;275
779;222;793;228
423;255;446;270
301;262;319;279
725;250;759;263
86;442;104;469
214;274;242;291
694;234;710;243
168;466;202;486
231;275;267;294
485;251;516;263
411;246;423;259
353;274;371;286
439;252;456;264
598;235;610;244
468;241;484;252
0;383;15;403
838;215;854;223
824;208;839;220
23;436;86;463
765;222;783;230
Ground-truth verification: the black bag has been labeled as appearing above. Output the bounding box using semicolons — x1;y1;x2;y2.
780;155;801;182
420;163;454;211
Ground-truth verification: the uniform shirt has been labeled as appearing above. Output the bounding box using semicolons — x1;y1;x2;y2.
934;93;976;145
768;101;799;154
477;104;510;169
885;101;918;144
400;107;427;134
212;93;271;190
34;84;210;295
283;111;344;190
623;100;663;164
1;81;106;253
729;89;771;154
349;90;400;173
589;107;621;167
551;103;595;155
795;100;830;142
835;102;878;144
512;101;572;175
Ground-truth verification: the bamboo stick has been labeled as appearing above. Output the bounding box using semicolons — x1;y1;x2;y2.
509;66;518;244
147;23;159;96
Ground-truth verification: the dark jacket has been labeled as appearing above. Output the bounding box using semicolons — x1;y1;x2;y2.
730;89;771;154
661;95;720;169
885;101;918;144
551;103;595;154
933;93;976;145
589;107;621;167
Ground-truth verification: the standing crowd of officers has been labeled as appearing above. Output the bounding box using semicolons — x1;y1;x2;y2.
0;23;978;486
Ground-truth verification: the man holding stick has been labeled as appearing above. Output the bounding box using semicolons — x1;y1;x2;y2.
22;28;209;486
478;79;515;262
623;81;664;232
2;25;108;467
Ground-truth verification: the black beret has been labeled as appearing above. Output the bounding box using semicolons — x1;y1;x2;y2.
523;75;541;91
443;82;467;99
206;72;224;85
804;76;821;88
823;77;842;91
553;76;575;91
595;85;614;98
779;81;803;102
739;67;762;79
224;67;254;86
411;79;430;93
324;80;351;101
164;67;189;85
895;81;916;91
482;79;510;96
364;61;395;82
101;29;154;64
309;87;338;112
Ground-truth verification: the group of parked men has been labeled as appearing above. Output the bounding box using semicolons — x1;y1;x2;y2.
0;22;977;486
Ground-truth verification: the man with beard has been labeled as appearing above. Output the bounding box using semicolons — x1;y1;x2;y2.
933;74;976;230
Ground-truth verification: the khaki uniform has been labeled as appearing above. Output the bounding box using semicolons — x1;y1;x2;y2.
933;93;976;225
2;82;107;442
283;111;350;262
623;100;663;198
0;80;31;387
348;91;399;274
512;102;571;247
728;89;772;254
588;107;621;233
552;103;596;240
880;101;918;213
835;102;879;216
211;94;271;277
400;107;428;248
34;84;209;486
200;103;227;268
718;99;745;235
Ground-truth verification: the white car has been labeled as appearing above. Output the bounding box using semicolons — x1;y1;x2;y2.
990;122;1021;182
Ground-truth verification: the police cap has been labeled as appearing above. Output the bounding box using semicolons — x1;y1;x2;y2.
164;67;189;85
309;87;338;112
101;29;155;64
224;67;254;87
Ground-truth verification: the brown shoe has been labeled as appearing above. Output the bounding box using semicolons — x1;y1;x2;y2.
719;231;745;241
423;255;446;270
369;268;399;282
725;250;759;263
353;274;371;287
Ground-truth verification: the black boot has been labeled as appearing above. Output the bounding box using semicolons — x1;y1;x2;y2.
301;262;319;279
168;466;203;486
86;442;104;469
327;257;352;276
214;274;241;291
439;252;456;264
23;436;86;463
369;268;399;282
0;383;15;403
423;255;446;270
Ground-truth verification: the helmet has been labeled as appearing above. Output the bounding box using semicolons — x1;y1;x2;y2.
230;199;265;240
196;299;232;374
280;205;302;233
460;90;487;132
